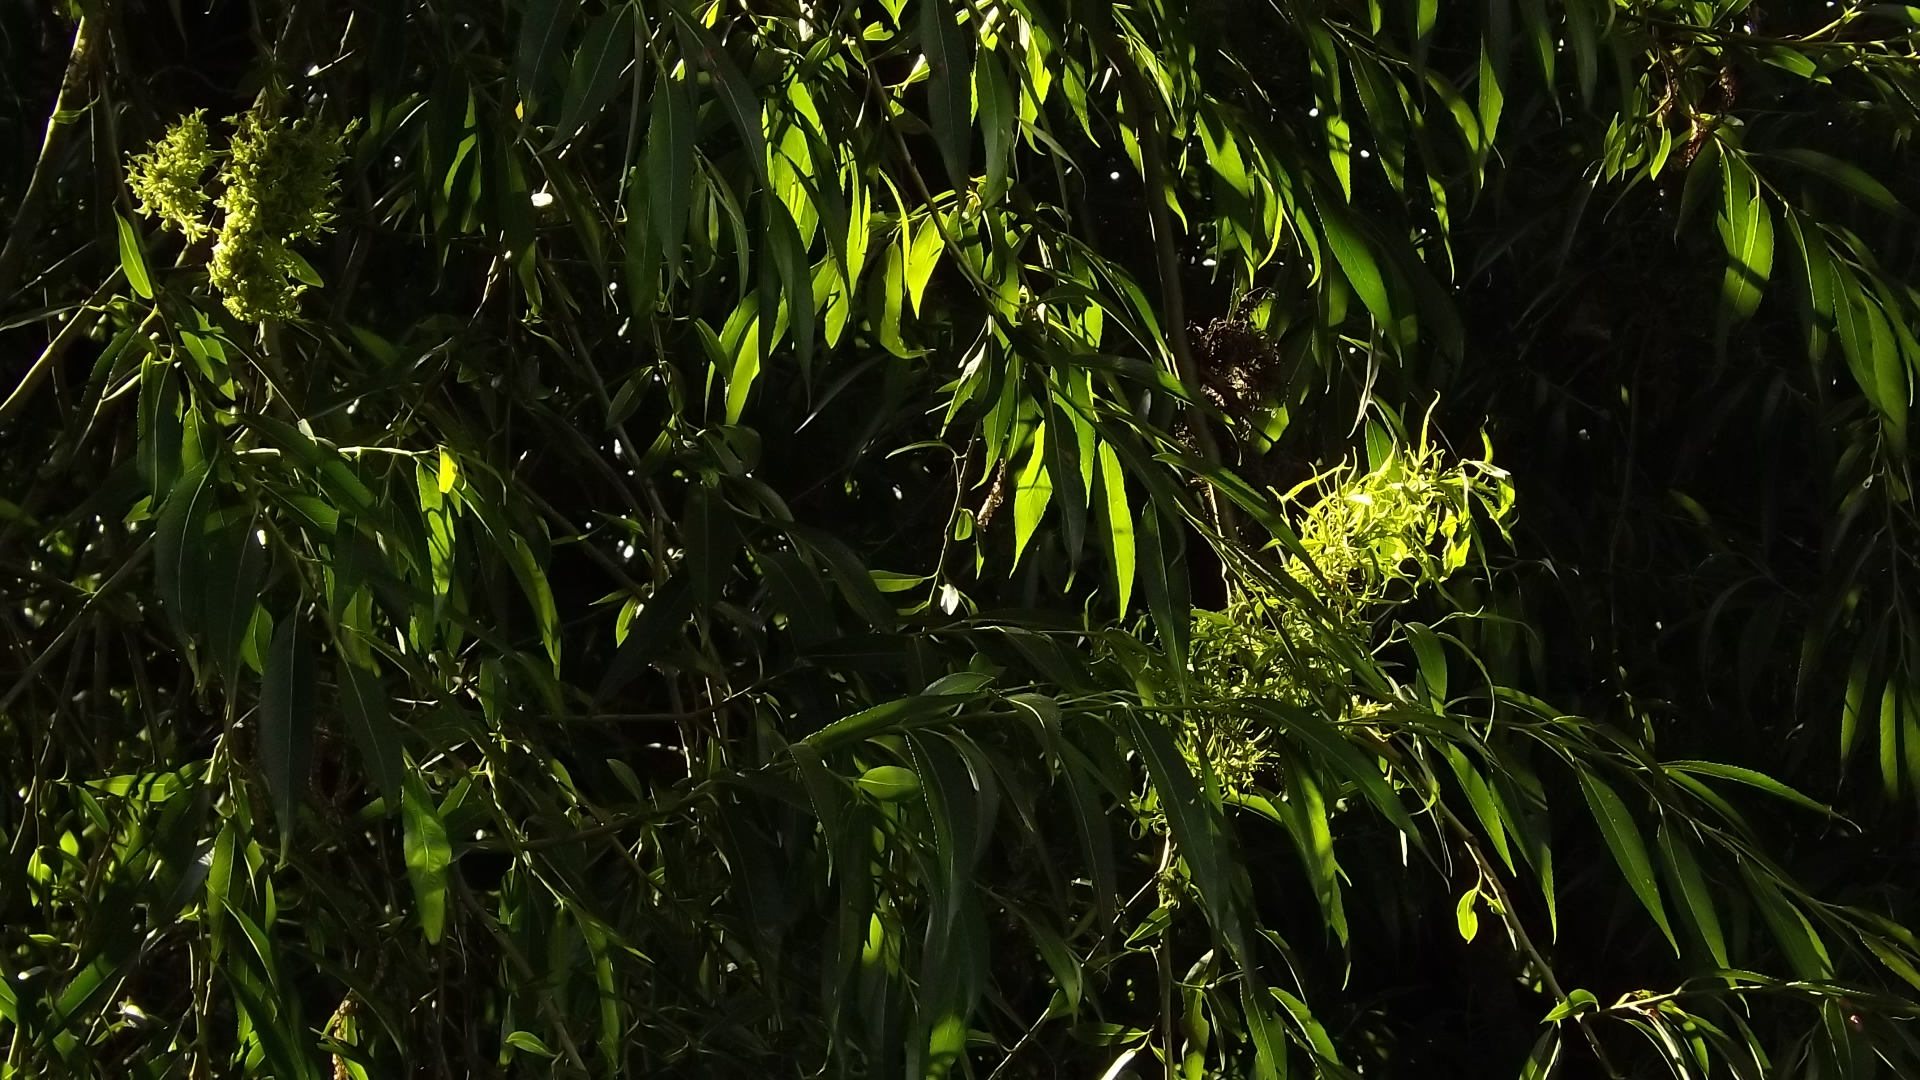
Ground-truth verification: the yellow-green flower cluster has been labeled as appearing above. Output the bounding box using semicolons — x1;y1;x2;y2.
126;109;215;243
1284;435;1515;622
209;111;348;321
1181;434;1515;794
124;108;349;321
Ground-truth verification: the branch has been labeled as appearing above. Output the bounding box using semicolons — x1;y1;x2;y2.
0;273;117;427
0;537;153;716
0;16;97;304
1095;25;1239;545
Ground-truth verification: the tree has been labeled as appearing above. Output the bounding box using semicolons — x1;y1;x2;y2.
4;0;1920;1076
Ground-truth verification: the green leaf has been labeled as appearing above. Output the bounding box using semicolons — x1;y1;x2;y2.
152;461;214;641
1477;41;1504;151
1760;46;1819;79
1576;771;1677;953
504;1031;558;1059
1656;819;1728;968
1270;986;1342;1068
401;764;452;944
802;694;968;753
201;517;267;681
1562;0;1597;103
769;198;814;382
137;357;181;496
598;575;694;700
514;0;580;111
671;11;766;186
1740;862;1832;979
921;0;972;193
338;660;403;806
789;525;898;632
1406;621;1448;705
283;249;324;288
1247;700;1422;847
259;613;317;836
1137;505;1188;667
1315;200;1392;326
506;533;562;672
855;765;921;800
1440;744;1513;872
1519;1028;1560;1079
647;71;696;279
1833;272;1908;442
1095;443;1135;617
1542;988;1597;1023
115;211;153;299
1661;761;1832;817
1772;148;1913;219
1842;650;1872;762
1010;424;1053;569
976;48;1015;204
1455;889;1479;942
1717;156;1774;326
1127;711;1250;966
905;212;944;317
552;5;634;148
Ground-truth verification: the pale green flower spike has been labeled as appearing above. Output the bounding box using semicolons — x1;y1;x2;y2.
209;110;349;322
125;109;216;242
125;107;349;321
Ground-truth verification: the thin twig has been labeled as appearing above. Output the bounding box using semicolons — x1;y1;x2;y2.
0;537;153;716
0;274;120;427
0;15;96;303
1433;799;1626;1079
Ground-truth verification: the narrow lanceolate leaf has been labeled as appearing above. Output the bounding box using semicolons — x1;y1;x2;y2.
1577;771;1677;953
1127;711;1250;966
1656;819;1728;969
1772;148;1914;220
647;71;696;278
1829;265;1909;446
115;211;153;299
1096;443;1135;617
801;694;971;754
1740;863;1832;980
671;11;766;184
1477;41;1504;150
551;4;635;148
1010;424;1052;569
515;0;581;111
152;461;214;641
1717;158;1774;325
1661;761;1832;817
137;357;182;496
921;0;972;193
1786;212;1836;361
1137;506;1188;666
1842;651;1872;762
338;659;403;805
507;534;562;672
201;519;267;681
1248;700;1422;846
1881;681;1902;798
597;574;693;700
1405;621;1448;705
1314;198;1393;326
259;614;318;835
976;47;1016;205
401;765;452;944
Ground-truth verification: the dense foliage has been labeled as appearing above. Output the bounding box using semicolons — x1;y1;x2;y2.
6;0;1920;1076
